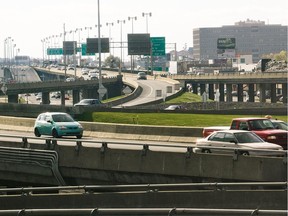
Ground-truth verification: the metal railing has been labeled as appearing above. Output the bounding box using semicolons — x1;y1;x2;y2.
0;182;287;195
0;133;287;162
0;208;287;216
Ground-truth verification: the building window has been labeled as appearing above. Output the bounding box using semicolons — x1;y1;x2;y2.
240;58;245;63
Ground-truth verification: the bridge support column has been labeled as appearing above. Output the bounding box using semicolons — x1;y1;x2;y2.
226;84;233;102
248;84;255;102
259;83;266;103
72;90;80;105
42;92;50;104
270;84;277;103
61;90;65;105
208;84;214;100
200;84;206;96
237;84;243;102
282;83;287;103
219;84;225;102
8;94;18;103
192;84;198;95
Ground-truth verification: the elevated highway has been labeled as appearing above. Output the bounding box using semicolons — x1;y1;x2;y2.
170;72;287;103
0;134;286;187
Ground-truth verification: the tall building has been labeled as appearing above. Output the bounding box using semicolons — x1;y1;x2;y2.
193;19;287;63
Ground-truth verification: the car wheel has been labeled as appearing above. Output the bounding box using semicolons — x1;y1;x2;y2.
76;135;82;139
202;149;211;154
34;128;41;137
241;151;249;156
52;129;60;138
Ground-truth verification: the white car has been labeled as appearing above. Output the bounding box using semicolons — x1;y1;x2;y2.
194;130;284;156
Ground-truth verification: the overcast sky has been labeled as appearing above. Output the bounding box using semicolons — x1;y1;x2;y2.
1;0;287;59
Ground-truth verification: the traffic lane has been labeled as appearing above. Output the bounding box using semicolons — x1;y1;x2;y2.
119;79;174;107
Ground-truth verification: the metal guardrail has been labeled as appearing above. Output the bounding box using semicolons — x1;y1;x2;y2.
0;146;65;185
0;208;287;215
0;182;287;195
0;133;287;162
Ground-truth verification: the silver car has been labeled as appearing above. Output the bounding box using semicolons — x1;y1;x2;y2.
194;130;284;156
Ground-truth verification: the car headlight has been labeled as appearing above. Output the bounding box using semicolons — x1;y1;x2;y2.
267;135;277;140
78;125;83;129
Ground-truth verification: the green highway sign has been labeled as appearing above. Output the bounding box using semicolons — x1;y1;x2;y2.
47;48;63;55
47;47;81;55
151;37;165;56
81;44;95;56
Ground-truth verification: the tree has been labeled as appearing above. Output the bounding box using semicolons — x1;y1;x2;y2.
104;55;120;68
262;50;287;62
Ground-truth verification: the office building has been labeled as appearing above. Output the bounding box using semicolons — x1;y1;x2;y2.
193;19;287;63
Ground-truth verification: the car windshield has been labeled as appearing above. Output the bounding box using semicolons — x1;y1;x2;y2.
248;119;275;130
234;132;264;143
52;114;74;122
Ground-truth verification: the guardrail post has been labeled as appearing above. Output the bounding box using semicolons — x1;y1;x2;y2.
75;141;82;153
186;147;193;158
233;149;239;161
142;144;149;156
51;139;57;149
17;209;25;216
250;208;259;215
283;152;287;164
101;142;107;153
168;208;176;216
45;139;51;150
90;208;98;216
21;137;28;148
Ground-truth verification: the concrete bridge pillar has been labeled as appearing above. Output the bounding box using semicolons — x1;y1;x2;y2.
200;84;206;95
72;90;80;105
282;83;287;103
237;84;243;102
248;84;255;102
226;84;233;102
208;84;214;100
8;94;18;103
42;92;50;104
259;83;266;103
192;84;198;95
219;84;225;102
270;83;277;103
60;90;66;105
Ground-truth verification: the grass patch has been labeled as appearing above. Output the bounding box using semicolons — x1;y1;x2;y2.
165;92;204;104
87;112;287;127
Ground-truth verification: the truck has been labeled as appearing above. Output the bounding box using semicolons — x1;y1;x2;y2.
202;117;288;150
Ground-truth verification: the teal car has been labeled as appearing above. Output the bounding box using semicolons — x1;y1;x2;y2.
34;112;83;138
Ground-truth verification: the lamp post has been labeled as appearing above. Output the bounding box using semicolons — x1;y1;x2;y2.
85;27;92;38
106;22;114;56
76;28;82;67
128;16;137;73
142;12;152;73
117;19;125;74
142;12;152;33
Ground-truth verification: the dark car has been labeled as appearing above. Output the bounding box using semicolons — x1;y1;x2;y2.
137;72;147;80
74;99;102;106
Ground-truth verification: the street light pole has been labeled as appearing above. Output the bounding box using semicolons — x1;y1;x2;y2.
117;19;125;74
128;16;137;73
142;12;152;33
76;28;82;67
142;12;152;73
106;22;114;56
